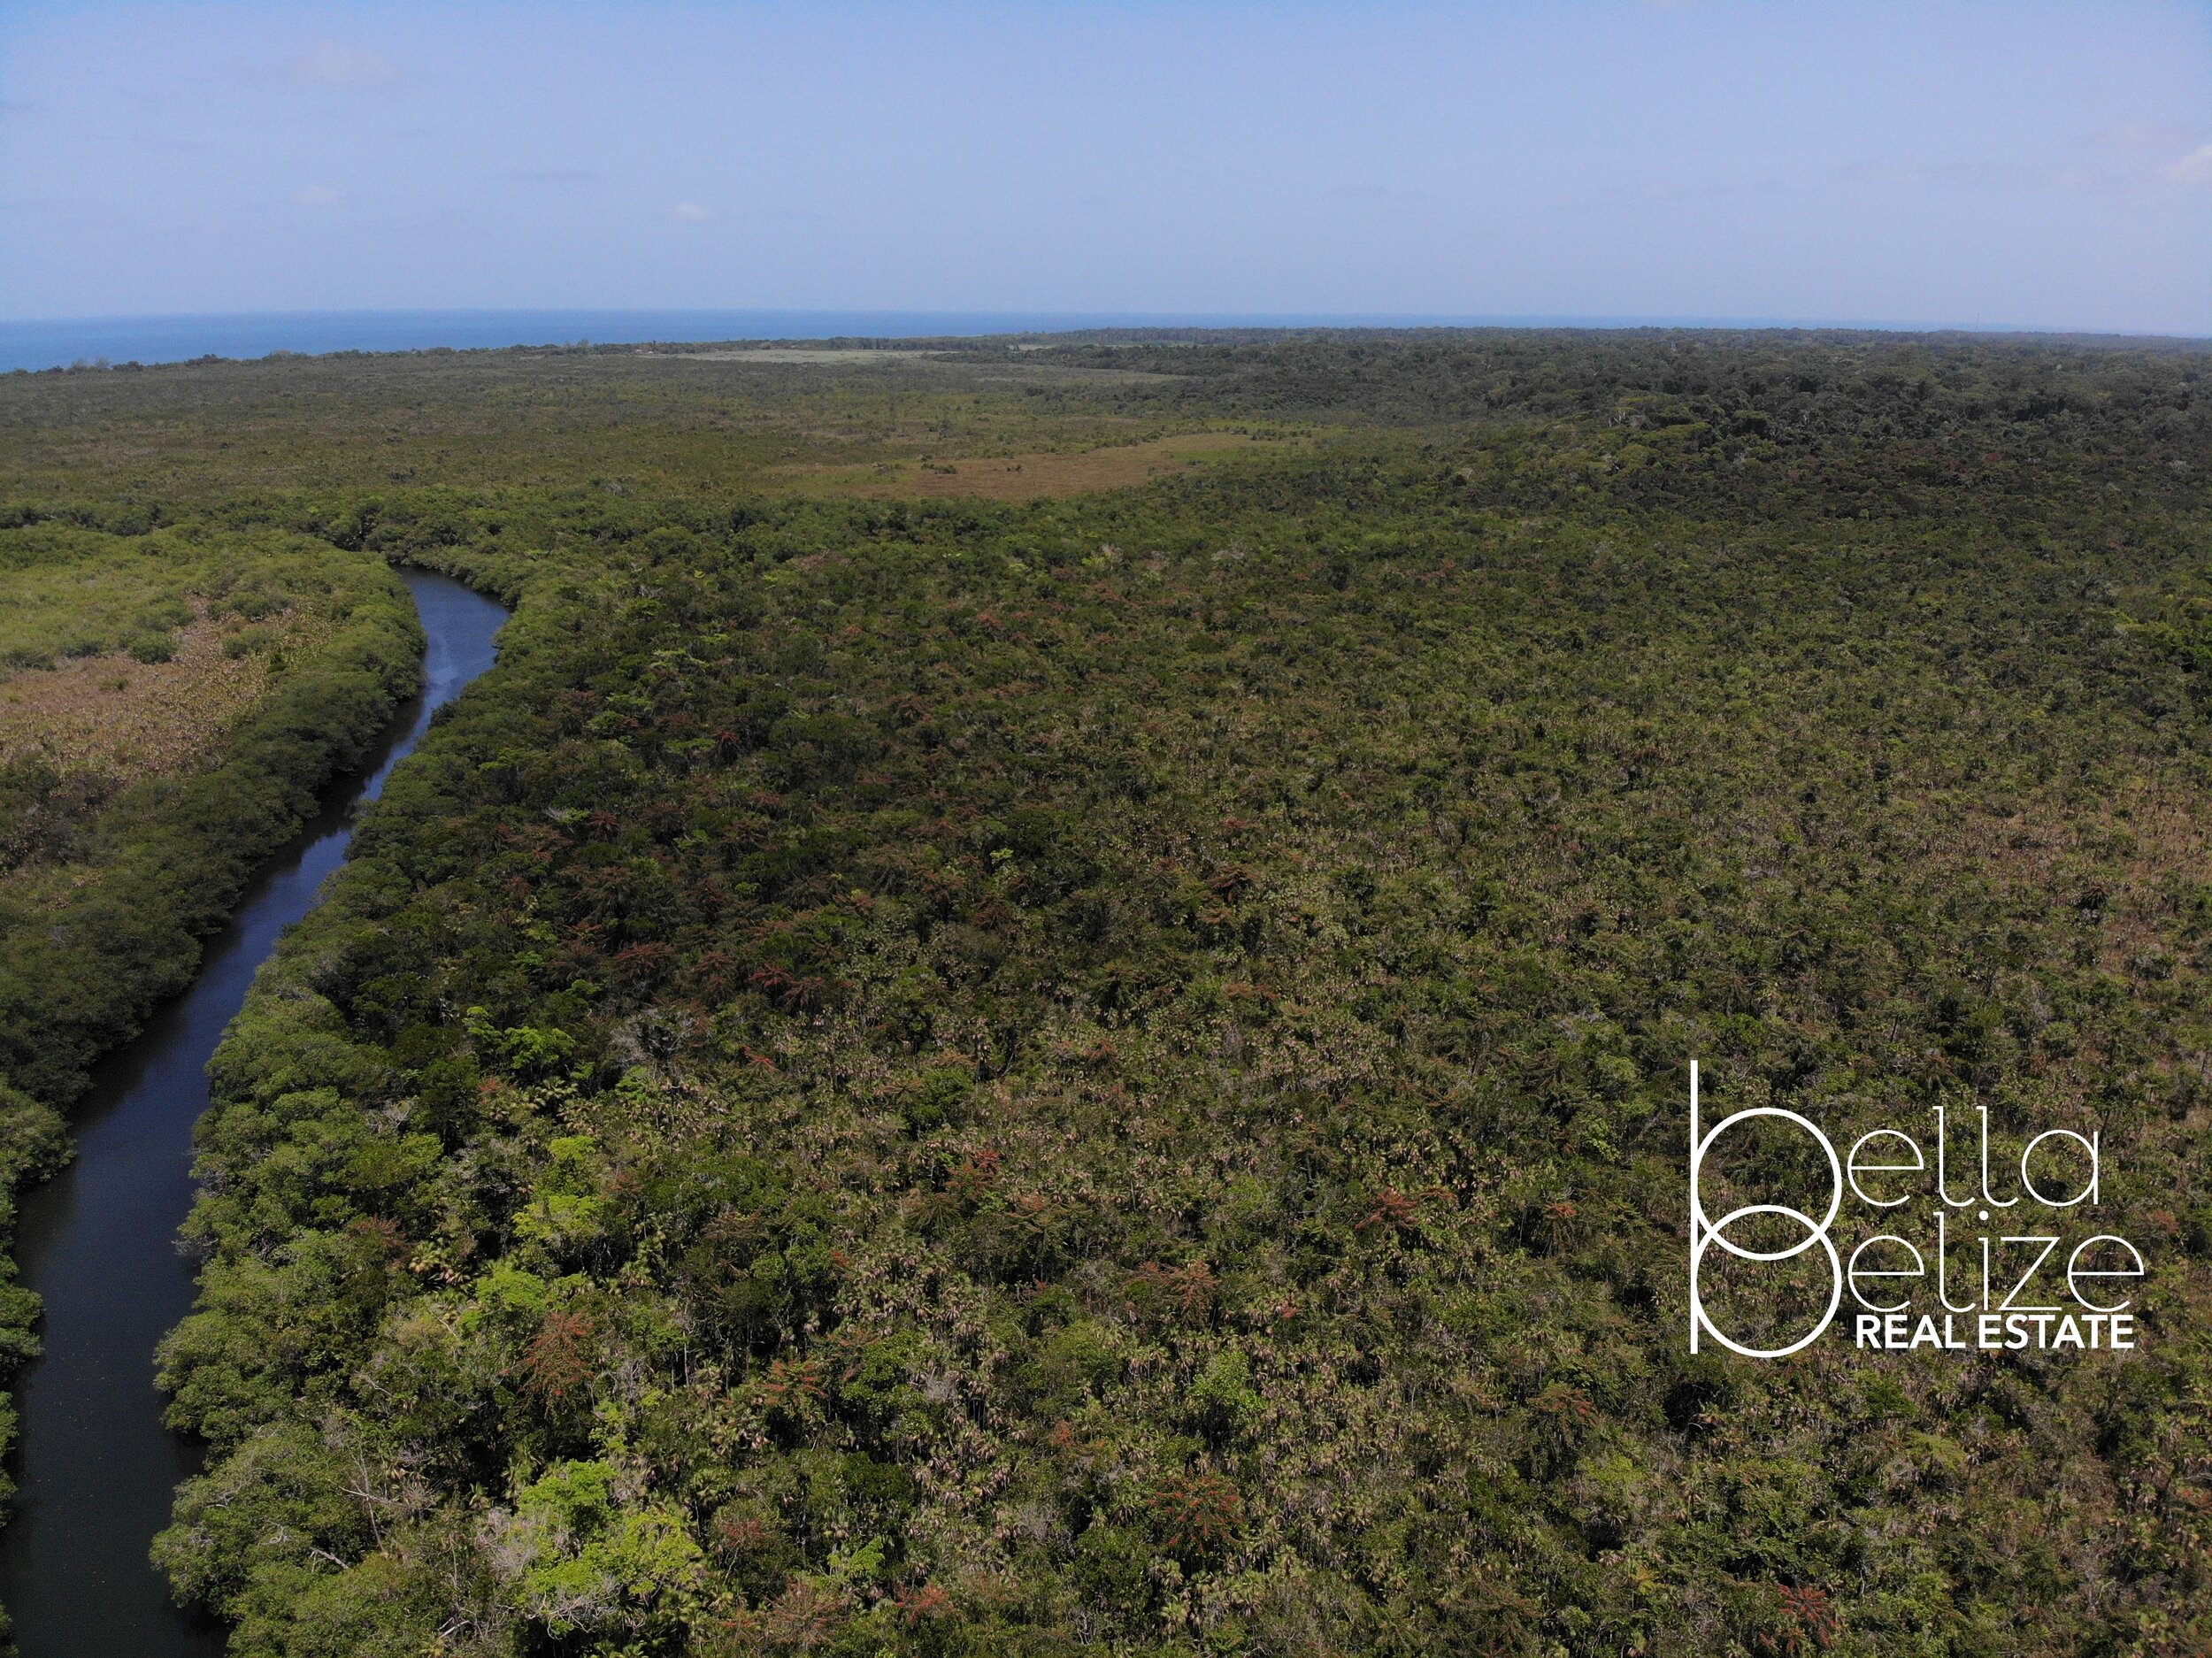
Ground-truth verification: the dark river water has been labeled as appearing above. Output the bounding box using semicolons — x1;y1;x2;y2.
0;571;508;1655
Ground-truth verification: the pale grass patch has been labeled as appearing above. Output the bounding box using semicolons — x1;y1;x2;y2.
0;606;327;786
767;431;1309;503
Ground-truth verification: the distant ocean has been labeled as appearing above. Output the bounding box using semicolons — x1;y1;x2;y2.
0;309;1504;375
0;309;2112;375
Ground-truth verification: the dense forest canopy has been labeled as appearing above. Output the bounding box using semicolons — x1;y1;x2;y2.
0;330;2208;1656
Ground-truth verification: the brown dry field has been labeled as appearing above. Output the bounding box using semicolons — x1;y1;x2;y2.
671;348;951;365
764;430;1306;501
0;610;317;787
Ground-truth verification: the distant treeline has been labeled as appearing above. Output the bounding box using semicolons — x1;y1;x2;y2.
1032;330;2207;455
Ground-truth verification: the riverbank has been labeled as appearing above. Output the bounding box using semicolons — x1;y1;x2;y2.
0;572;507;1654
0;539;429;1647
0;541;424;1587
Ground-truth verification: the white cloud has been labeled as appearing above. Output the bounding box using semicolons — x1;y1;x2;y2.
667;201;711;222
2162;143;2212;186
292;185;345;207
290;42;399;88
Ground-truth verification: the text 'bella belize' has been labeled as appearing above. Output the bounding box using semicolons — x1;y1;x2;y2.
1687;1062;2144;1359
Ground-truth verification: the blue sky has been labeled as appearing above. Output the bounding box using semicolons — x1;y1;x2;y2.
3;2;2207;334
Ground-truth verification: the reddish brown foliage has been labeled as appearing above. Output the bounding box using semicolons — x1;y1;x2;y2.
1147;1470;1243;1557
520;1309;597;1402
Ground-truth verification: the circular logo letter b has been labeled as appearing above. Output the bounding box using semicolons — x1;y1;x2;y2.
1688;1066;1842;1358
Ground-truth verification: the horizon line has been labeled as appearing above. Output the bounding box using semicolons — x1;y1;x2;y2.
2;308;2204;378
4;306;2206;342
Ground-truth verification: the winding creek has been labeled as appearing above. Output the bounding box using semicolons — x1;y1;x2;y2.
0;571;509;1656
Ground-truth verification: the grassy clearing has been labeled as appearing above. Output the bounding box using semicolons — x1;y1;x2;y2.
0;610;334;912
0;614;286;785
0;349;1216;502
0;522;393;888
0;520;340;671
766;428;1313;500
0;523;368;900
672;348;951;365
